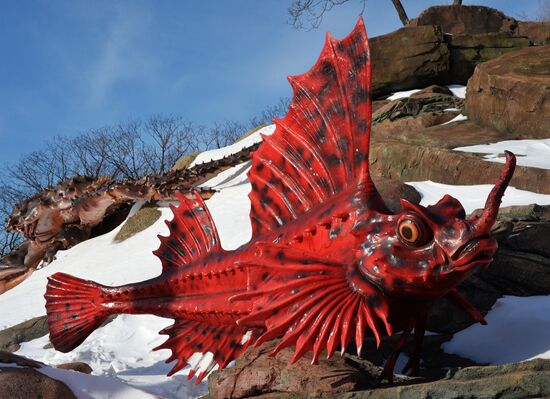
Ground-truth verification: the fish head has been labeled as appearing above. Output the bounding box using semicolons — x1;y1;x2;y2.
357;151;516;299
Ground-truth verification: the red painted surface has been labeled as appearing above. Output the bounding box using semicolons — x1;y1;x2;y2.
45;19;516;383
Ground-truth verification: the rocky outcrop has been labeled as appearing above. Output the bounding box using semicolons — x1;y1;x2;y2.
208;340;392;399
518;21;550;45
0;315;48;352
372;89;463;138
370;124;550;195
337;359;550;399
480;223;550;297
370;26;450;97
447;33;530;84
410;5;519;36
0;367;77;399
56;361;93;374
465;45;550;139
372;177;420;213
0;351;77;399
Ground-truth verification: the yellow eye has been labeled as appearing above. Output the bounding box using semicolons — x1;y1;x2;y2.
397;217;431;246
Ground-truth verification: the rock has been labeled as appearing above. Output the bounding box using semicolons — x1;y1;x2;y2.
337;359;550;399
370;26;449;98
409;85;454;97
372;177;421;213
370;122;550;195
56;361;93;374
477;223;550;296
427;276;501;334
410;5;518;36
208;340;389;399
0;366;77;399
492;204;550;222
464;45;550;139
372;92;463;139
373;94;463;124
517;21;550;45
0;315;48;352
373;113;457;142
447;32;530;84
0;350;43;368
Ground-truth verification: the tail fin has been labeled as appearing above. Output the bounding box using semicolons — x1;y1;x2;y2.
45;272;110;352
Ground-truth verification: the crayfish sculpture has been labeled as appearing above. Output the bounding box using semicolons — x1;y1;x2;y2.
46;19;516;383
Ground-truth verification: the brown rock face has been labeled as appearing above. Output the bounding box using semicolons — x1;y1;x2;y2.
465;45;550;139
208;340;384;399
0;367;77;399
448;32;530;84
370;26;449;98
517;21;550;45
0;315;48;352
370;118;550;195
57;361;93;374
337;359;550;399
410;5;518;35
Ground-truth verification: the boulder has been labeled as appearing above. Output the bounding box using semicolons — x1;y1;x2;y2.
370;129;550;195
372;177;421;213
0;315;48;352
370;26;449;98
337;359;550;399
409;84;454;97
0;367;77;399
517;21;550;45
410;5;518;36
372;91;463;140
57;361;93;374
464;45;550;139
0;350;43;368
447;33;530;84
427;275;501;334
207;340;387;399
478;223;550;296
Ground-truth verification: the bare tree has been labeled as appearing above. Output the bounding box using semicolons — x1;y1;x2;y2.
453;0;463;5
249;97;290;127
288;0;413;29
390;0;409;25
538;0;550;21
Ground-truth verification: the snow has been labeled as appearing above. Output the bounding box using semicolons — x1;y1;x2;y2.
447;84;467;99
386;84;466;101
189;124;275;167
386;89;421;101
2;120;550;398
441;113;468;125
443;296;550;364
407;181;550;215
455;138;550;170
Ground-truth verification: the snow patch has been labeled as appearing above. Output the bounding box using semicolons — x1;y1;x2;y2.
189;124;275;167
441;113;467;125
386;89;421;101
443;296;550;364
454;138;550;170
447;84;466;98
407;181;550;215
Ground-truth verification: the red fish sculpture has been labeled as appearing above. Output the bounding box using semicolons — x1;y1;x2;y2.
45;19;516;383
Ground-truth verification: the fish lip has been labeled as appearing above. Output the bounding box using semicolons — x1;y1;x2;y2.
452;237;497;270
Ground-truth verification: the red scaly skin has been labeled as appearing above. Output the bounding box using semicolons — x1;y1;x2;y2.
44;19;516;384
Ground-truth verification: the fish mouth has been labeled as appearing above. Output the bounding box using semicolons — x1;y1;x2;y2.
452;237;497;271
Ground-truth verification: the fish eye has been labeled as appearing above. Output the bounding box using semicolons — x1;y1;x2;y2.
397;215;432;247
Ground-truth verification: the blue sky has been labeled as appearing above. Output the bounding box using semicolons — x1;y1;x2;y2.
0;0;540;163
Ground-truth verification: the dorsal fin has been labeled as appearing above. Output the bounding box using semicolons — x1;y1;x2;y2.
248;18;375;236
153;192;222;272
